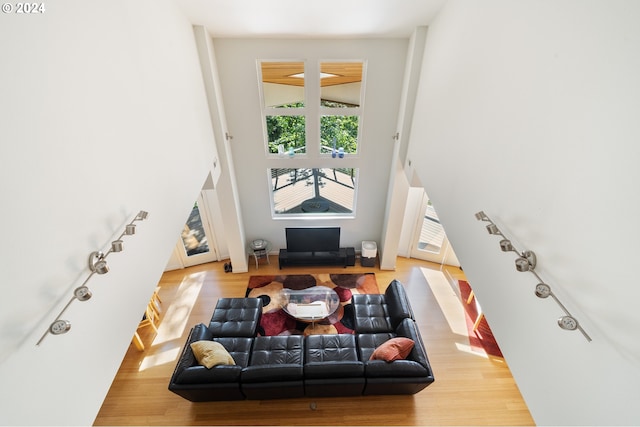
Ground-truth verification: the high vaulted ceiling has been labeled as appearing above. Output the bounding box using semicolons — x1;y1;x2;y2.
175;0;446;38
261;62;363;87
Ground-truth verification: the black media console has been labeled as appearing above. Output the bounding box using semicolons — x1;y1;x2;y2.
279;227;355;269
278;248;355;269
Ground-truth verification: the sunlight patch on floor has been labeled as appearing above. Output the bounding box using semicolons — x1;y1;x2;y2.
139;347;181;371
455;342;488;358
139;271;206;371
420;267;469;339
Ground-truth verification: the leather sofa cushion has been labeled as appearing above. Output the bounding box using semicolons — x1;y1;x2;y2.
249;335;304;365
216;337;253;367
242;364;303;383
305;361;364;379
357;332;395;361
242;336;304;383
305;334;359;362
352;294;392;333
304;334;363;379
209;298;262;337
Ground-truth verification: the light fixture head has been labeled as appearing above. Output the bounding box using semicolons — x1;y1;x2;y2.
74;286;92;301
558;315;579;331
88;251;109;274
111;240;124;252
499;239;513;252
515;256;530;272
523;250;536;269
486;223;501;235
125;224;136;235
49;319;71;335
137;210;149;220
475;211;489;221
515;250;537;272
534;283;551;298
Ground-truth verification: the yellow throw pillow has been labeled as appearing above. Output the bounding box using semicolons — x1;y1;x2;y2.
190;340;236;369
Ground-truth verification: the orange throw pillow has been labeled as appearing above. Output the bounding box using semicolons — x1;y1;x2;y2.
370;337;415;362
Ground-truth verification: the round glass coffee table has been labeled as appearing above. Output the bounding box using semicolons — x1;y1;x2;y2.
281;286;340;332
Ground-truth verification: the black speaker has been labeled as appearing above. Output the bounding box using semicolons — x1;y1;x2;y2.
346;247;356;266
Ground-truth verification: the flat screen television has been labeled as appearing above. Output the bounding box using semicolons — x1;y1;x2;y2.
285;227;340;253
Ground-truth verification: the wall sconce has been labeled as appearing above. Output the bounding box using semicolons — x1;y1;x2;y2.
36;210;149;345
475;211;591;342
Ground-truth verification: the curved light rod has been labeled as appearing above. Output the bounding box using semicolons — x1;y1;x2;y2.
475;211;591;342
36;210;149;345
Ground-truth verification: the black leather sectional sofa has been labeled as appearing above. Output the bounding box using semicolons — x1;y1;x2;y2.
168;280;435;401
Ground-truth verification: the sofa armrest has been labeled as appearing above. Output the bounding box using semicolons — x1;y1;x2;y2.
175;364;243;384
171;324;214;377
190;322;215;341
364;359;431;378
395;318;434;375
385;280;414;328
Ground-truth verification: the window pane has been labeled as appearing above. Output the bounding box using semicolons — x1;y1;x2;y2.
320;62;363;107
320;115;359;155
266;115;306;154
417;202;445;253
261;61;305;108
181;202;210;256
271;168;357;215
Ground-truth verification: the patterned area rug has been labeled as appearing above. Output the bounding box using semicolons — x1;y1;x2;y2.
458;280;503;358
246;273;379;336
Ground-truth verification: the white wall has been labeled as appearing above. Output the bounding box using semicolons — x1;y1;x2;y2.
193;26;248;272
0;1;217;425
407;1;640;424
212;38;407;251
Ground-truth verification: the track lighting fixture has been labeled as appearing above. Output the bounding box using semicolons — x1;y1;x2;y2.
475;211;591;342
37;209;149;345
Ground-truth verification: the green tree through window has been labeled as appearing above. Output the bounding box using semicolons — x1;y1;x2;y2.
320;115;359;154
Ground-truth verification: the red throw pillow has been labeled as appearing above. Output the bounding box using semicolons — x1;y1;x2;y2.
370;337;415;362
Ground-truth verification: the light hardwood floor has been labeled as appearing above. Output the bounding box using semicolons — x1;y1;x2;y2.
94;256;534;426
